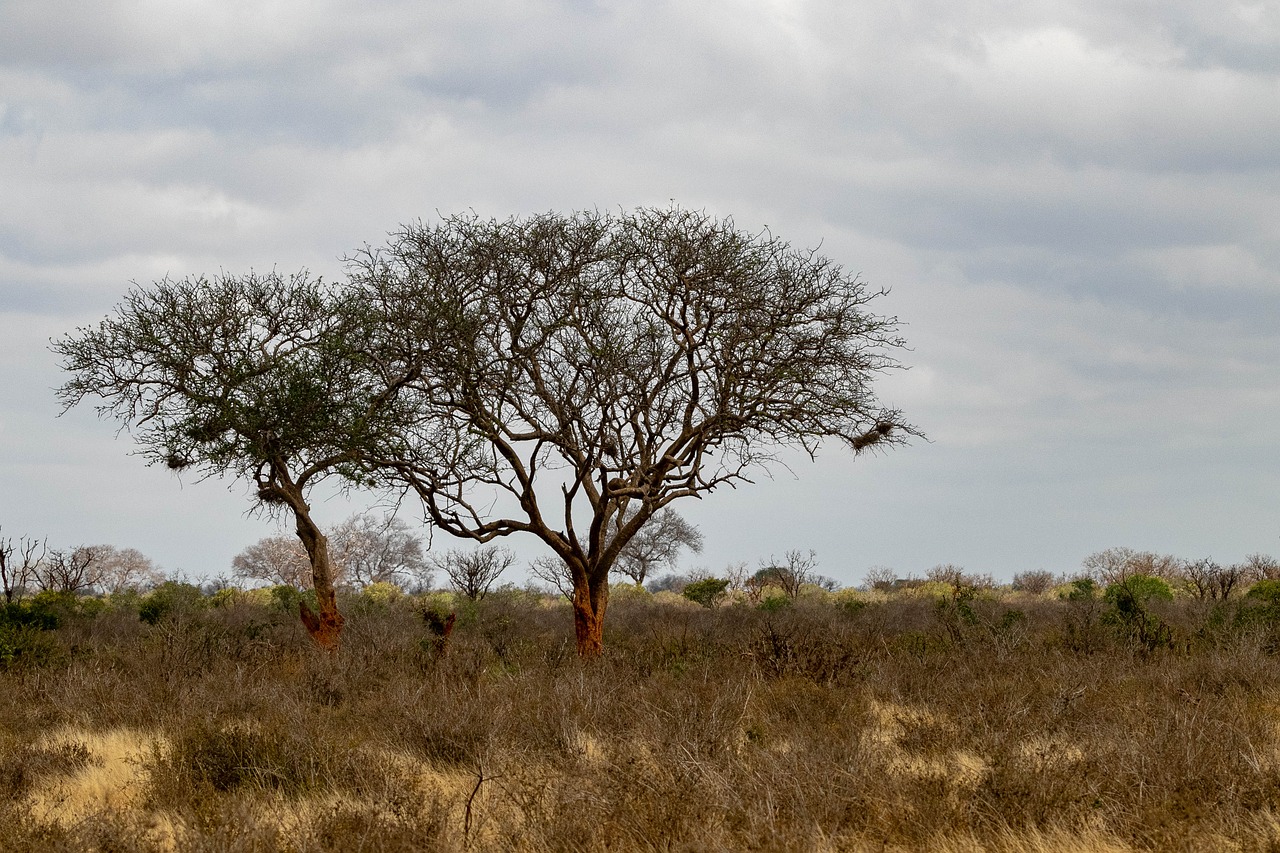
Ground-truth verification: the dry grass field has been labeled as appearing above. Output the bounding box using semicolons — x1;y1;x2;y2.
4;580;1280;851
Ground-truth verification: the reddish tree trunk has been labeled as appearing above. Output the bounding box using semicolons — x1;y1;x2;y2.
284;490;345;651
299;583;345;652
571;576;608;658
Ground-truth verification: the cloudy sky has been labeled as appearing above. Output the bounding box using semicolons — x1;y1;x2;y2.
2;0;1277;586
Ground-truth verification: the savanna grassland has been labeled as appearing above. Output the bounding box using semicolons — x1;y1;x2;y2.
6;577;1280;852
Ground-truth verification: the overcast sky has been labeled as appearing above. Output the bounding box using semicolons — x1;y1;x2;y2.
2;0;1277;586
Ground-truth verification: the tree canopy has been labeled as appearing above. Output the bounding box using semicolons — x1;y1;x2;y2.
351;206;914;655
53;271;413;648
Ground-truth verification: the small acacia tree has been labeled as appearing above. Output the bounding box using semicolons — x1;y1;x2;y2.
328;512;429;588
33;546;102;594
354;206;914;656
612;508;703;586
53;271;411;649
91;545;164;595
232;535;313;588
434;546;514;601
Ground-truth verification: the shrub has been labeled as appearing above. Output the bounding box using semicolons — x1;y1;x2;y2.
682;578;729;609
150;722;321;799
0;621;60;670
267;584;317;616
358;580;403;607
833;587;870;616
22;590;82;627
1011;570;1057;595
1104;574;1174;650
1060;577;1097;601
139;581;206;624
758;593;791;613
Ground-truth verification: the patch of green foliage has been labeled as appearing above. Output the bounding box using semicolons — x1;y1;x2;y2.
682;578;729;609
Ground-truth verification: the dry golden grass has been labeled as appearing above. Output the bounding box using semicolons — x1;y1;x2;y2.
3;587;1280;850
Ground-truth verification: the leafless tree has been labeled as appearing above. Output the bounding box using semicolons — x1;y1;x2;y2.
434;546;515;601
723;561;751;594
1179;558;1247;601
92;545;163;594
611;508;703;586
354;207;914;656
34;546;102;594
1082;547;1181;586
529;555;575;600
54;272;416;650
753;550;820;601
329;512;429;588
1243;553;1280;582
927;564;995;591
862;565;898;592
1011;570;1057;595
232;535;313;588
0;529;45;603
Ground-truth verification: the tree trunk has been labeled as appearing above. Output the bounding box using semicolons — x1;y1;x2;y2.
571;573;608;658
289;499;345;651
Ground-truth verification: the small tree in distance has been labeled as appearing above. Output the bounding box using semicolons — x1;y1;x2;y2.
1243;553;1280;581
434;546;515;601
0;529;45;603
529;555;575;600
328;513;429;589
1082;548;1181;586
611;508;703;587
232;512;431;591
752;550;821;601
233;536;313;589
682;577;729;608
34;546;101;594
862;566;899;592
1011;570;1057;595
92;546;164;595
354;206;914;656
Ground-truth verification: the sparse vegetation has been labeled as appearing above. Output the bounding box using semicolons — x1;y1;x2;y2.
2;570;1280;850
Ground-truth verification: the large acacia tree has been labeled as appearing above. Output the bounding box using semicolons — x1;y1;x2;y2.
353;207;915;656
53;271;410;649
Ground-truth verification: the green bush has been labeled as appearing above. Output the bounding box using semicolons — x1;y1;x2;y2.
759;594;791;613
0;601;59;632
23;590;83;627
267;584;317;616
833;588;870;616
1060;577;1097;602
1234;580;1280;640
1103;574;1174;650
1246;579;1280;610
0;622;60;670
682;578;729;609
139;581;207;625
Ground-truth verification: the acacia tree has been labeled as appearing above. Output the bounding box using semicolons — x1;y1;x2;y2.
91;545;164;594
433;545;514;601
53;271;410;649
232;535;313;588
353;206;914;656
612;508;703;586
33;546;102;594
328;512;429;588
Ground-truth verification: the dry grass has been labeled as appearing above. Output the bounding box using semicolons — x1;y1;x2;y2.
2;588;1280;850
